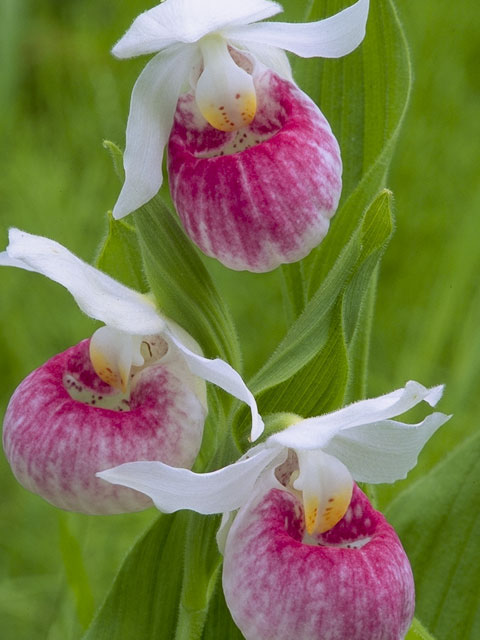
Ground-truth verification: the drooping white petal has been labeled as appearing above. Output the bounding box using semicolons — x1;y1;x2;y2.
324;412;452;484
270;381;445;450
112;46;197;219
97;445;284;514
166;329;264;441
225;0;369;59
113;0;283;58
294;449;353;535
196;36;257;131
0;251;37;272
89;327;144;391
3;229;164;336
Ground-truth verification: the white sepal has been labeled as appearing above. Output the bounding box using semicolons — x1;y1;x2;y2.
225;0;369;59
113;45;197;219
97;445;284;514
112;0;282;58
270;381;445;450
324;412;452;484
4;229;164;336
166;329;264;441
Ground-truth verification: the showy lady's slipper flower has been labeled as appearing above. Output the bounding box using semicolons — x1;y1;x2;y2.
112;0;370;271
99;381;450;638
0;229;262;514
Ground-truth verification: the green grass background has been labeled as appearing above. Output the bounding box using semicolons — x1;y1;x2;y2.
0;1;478;637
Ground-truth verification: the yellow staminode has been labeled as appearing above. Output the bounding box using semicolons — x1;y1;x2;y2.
89;327;144;393
199;91;256;132
196;35;257;132
304;486;353;536
294;448;354;536
89;342;130;392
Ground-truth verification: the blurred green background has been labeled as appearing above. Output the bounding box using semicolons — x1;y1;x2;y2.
0;0;478;638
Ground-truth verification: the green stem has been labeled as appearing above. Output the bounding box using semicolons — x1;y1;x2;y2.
344;265;379;403
280;262;307;324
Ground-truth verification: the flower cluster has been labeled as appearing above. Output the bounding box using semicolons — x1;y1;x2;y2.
1;1;451;639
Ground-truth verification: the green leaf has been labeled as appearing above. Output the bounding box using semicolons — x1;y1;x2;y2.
201;583;244;640
58;514;95;630
83;512;188;640
135;195;241;367
233;190;393;448
174;514;222;640
386;431;480;640
95;213;146;292
406;618;437;640
294;0;411;293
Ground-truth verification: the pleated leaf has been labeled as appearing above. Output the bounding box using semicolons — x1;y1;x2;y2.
386;432;480;640
233;190;393;448
83;512;188;640
284;0;411;293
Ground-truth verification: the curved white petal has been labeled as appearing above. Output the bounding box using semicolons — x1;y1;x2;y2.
3;229;164;335
324;412;452;484
225;0;369;59
166;329;264;441
230;41;292;81
113;0;283;58
97;445;283;514
270;381;445;450
0;251;37;272
113;46;196;219
294;449;353;535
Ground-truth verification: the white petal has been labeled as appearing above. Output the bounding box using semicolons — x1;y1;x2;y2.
97;445;283;514
166;329;264;441
324;412;452;484
4;229;164;335
229;41;293;81
294;449;353;535
225;0;369;59
270;381;445;450
113;0;283;58
0;251;37;272
113;46;197;219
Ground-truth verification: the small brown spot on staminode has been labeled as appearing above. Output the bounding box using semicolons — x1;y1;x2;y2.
328;498;334;503
235;93;241;99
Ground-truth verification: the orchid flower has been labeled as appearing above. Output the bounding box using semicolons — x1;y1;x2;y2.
112;0;370;271
0;229;262;513
98;381;450;637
